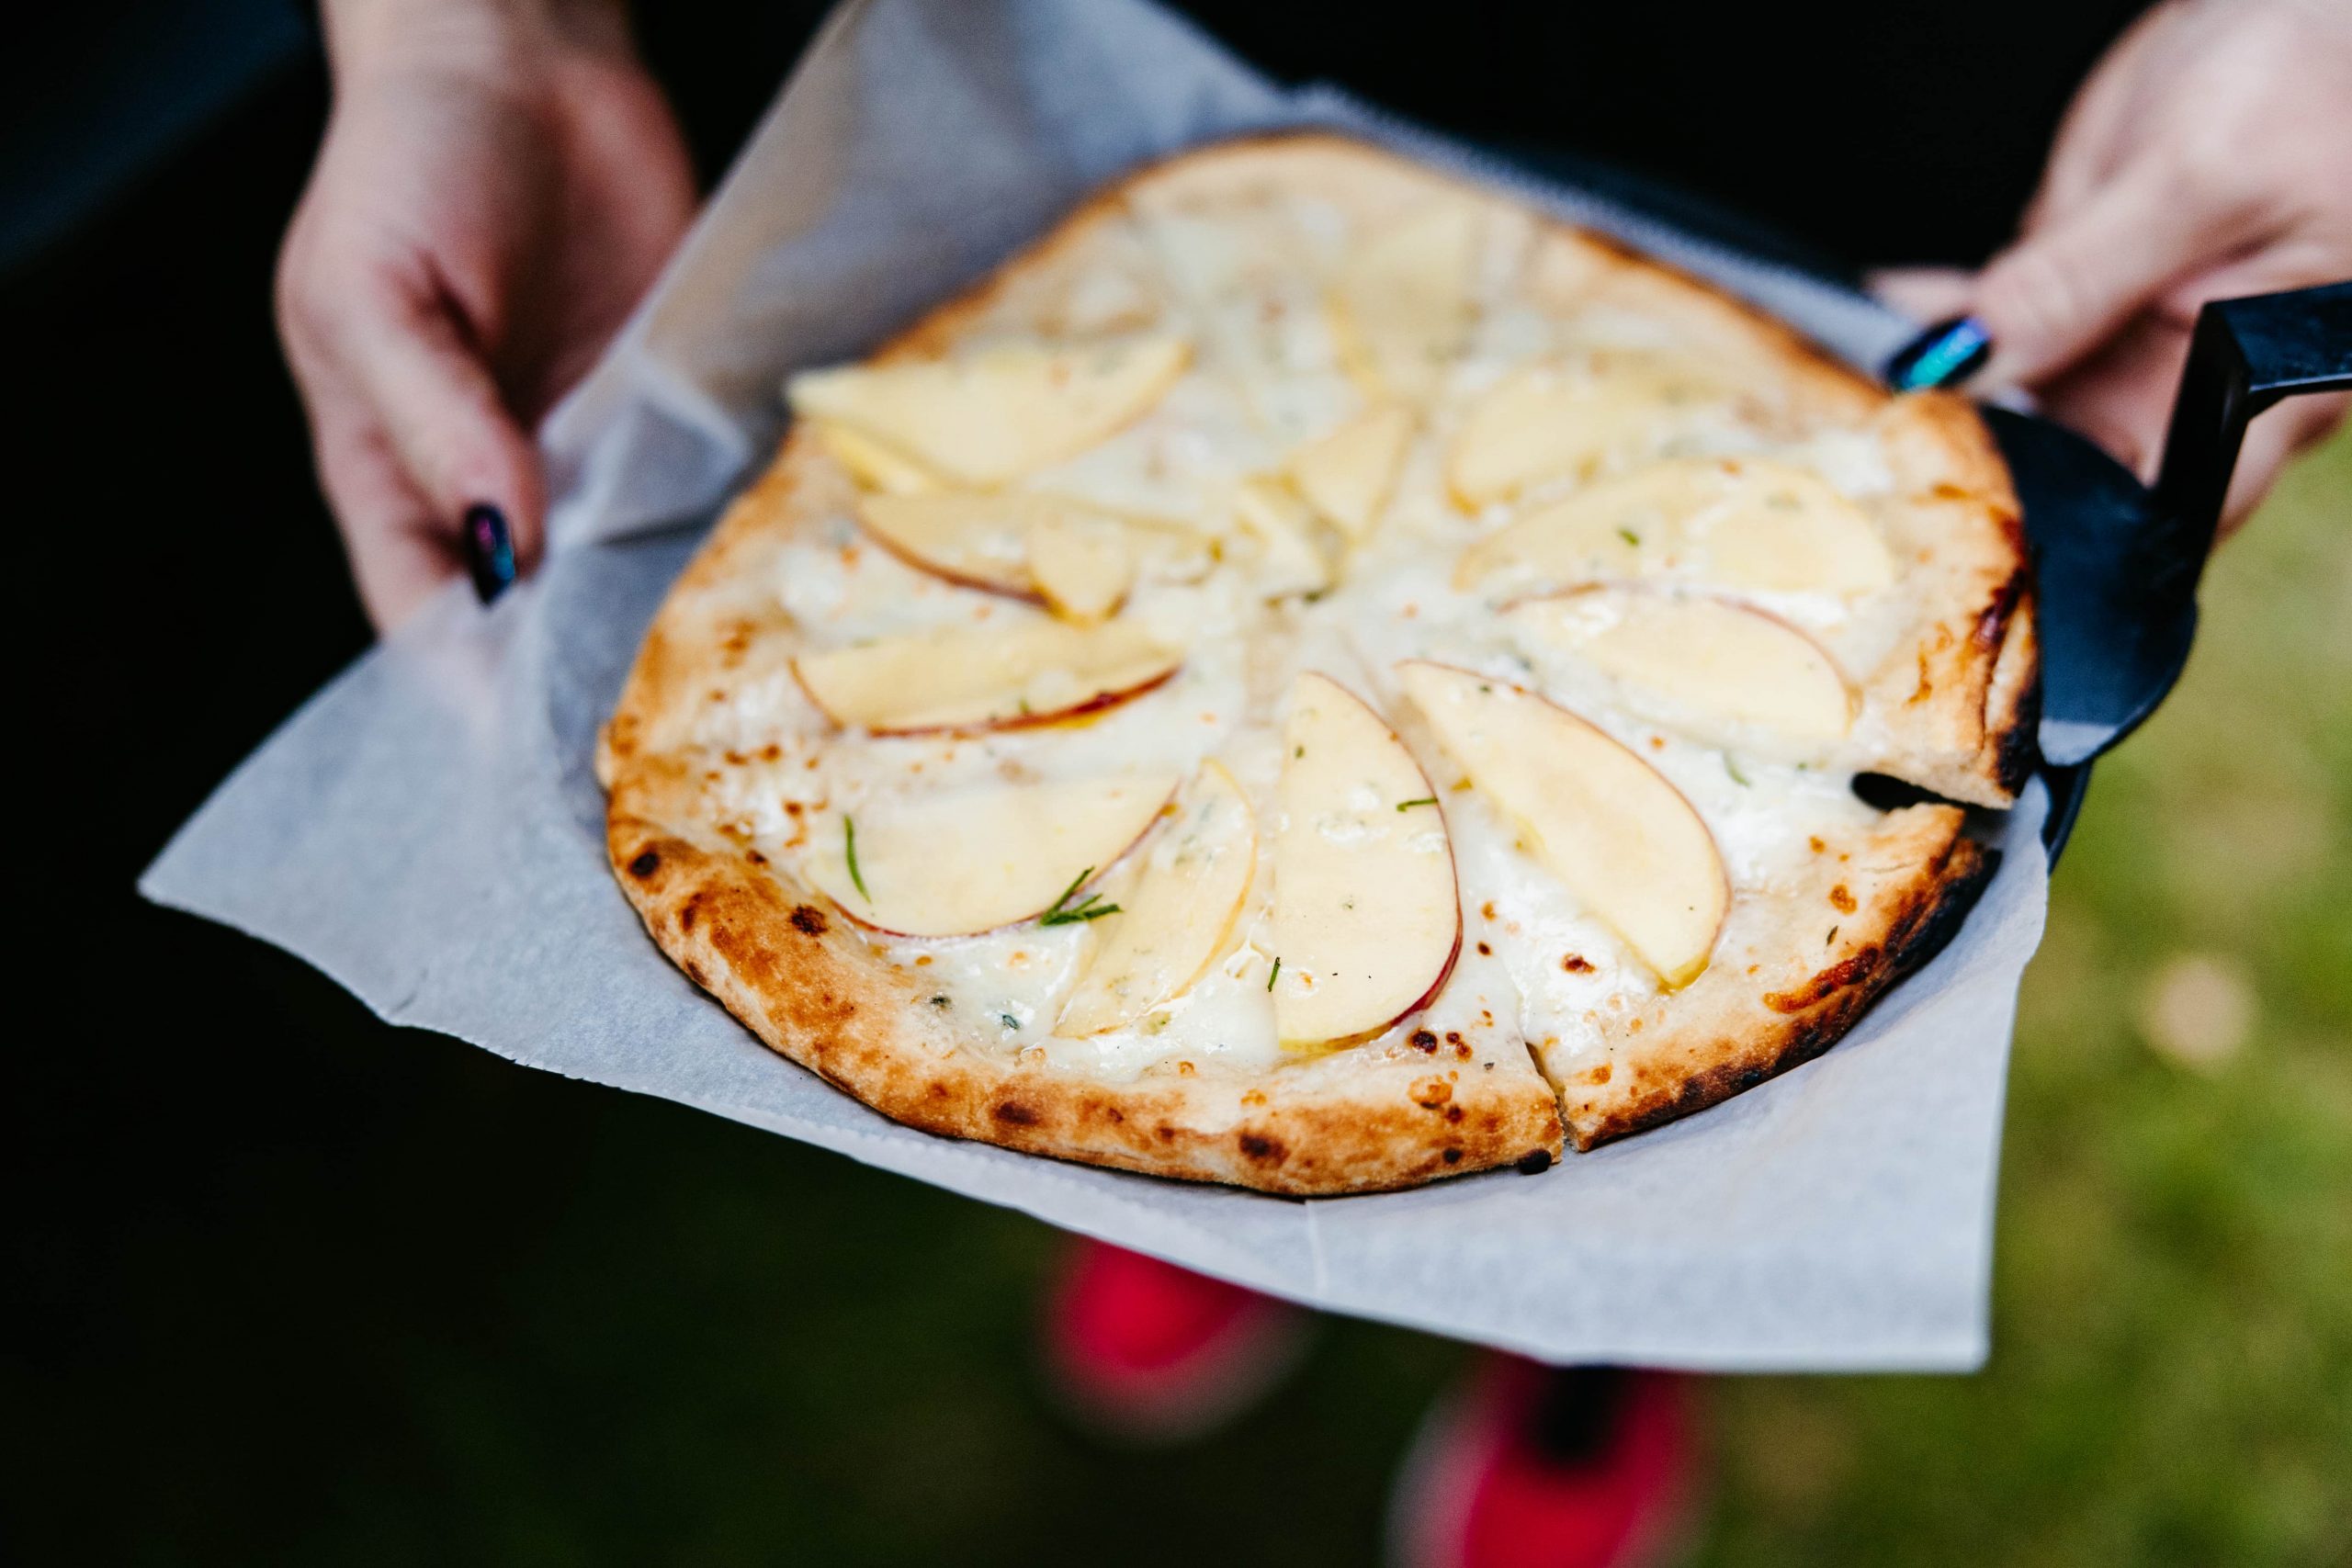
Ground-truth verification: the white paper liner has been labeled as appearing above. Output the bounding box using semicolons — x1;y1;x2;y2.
143;0;2044;1371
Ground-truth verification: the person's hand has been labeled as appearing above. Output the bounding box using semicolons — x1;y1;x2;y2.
277;0;695;630
1876;0;2352;532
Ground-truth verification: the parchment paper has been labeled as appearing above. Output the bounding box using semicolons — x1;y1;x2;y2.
142;0;2047;1371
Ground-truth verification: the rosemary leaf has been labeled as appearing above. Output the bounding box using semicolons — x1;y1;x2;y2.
843;816;869;900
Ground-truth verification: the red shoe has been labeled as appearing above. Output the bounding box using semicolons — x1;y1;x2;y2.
1388;1359;1698;1568
1042;1238;1310;1443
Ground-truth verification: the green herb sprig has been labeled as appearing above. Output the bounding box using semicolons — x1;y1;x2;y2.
1396;796;1439;812
843;816;869;900
1039;868;1122;927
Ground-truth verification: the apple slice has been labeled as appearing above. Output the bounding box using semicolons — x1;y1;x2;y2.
787;334;1192;486
1504;589;1855;748
1272;672;1462;1047
1683;461;1897;595
1444;356;1734;507
1398;661;1727;988
1024;511;1136;624
815;421;940;495
1233;478;1336;598
806;773;1180;938
1057;762;1259;1035
1327;205;1479;402
1453;457;1895;599
1289;401;1415;541
792;618;1182;735
858;491;1197;615
857;492;1038;599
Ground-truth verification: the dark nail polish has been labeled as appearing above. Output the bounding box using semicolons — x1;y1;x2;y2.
463;503;516;604
1884;315;1993;391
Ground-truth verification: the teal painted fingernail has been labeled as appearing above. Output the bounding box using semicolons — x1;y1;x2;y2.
1885;316;1993;391
463;503;515;603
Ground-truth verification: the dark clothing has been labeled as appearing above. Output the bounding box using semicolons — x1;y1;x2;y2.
632;0;2157;272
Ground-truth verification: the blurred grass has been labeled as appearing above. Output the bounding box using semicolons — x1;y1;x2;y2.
34;435;2346;1567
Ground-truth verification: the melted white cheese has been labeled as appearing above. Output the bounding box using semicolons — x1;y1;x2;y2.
710;188;1925;1082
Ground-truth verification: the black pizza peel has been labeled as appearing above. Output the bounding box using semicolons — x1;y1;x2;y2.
1976;280;2352;857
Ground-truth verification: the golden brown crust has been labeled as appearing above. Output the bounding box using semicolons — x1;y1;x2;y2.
603;130;2030;1190
1860;391;2041;805
1549;803;1993;1147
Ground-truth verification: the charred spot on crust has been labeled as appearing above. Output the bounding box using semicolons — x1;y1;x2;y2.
788;905;829;936
628;850;662;878
678;896;700;931
1849;773;1946;812
683;960;707;987
994;1101;1039;1126
1408;1029;1439;1053
1441;1147;1463;1165
1764;948;1882;1013
1515;1149;1554;1176
1561;954;1593;973
1973;571;2027;650
1239;1133;1286;1164
1992;678;2043;794
1444;1105;1464;1122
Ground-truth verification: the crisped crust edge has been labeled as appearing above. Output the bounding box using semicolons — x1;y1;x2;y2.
607;777;1563;1195
1560;807;1996;1148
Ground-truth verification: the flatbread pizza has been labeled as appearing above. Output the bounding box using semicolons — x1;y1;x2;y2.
599;134;2037;1194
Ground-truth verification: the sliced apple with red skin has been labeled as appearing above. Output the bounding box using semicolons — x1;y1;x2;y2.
1023;511;1136;624
1290;401;1414;541
1453;457;1894;599
1398;660;1728;988
1444;356;1737;508
1057;761;1258;1035
806;773;1180;938
856;491;1193;619
787;334;1193;487
1272;672;1463;1047
1504;588;1855;749
856;492;1039;599
1328;205;1479;403
792;618;1181;735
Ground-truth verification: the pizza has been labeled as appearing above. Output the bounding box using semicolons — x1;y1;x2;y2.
598;133;2038;1195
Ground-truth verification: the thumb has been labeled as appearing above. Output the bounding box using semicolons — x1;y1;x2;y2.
334;279;547;584
1868;265;1977;324
1970;156;2263;389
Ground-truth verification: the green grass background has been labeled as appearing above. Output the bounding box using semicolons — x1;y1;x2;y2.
28;436;2347;1566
